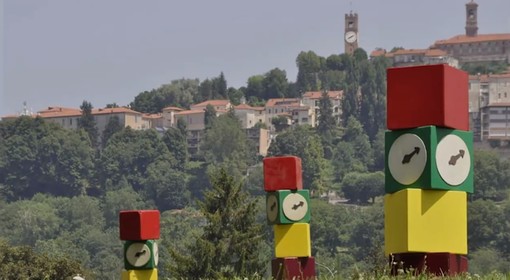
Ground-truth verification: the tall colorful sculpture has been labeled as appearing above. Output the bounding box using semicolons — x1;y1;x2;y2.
119;210;160;280
264;156;316;280
384;64;472;275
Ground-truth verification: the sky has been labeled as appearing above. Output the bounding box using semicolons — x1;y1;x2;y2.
2;0;510;116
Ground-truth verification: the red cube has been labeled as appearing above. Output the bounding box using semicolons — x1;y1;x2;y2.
271;257;316;280
387;64;469;131
119;210;160;241
263;156;303;191
390;253;467;276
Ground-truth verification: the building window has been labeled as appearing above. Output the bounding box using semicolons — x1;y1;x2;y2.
268;109;271;114
505;92;508;98
315;100;319;106
69;118;73;125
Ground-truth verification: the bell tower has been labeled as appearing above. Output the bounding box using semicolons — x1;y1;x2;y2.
465;0;478;37
344;12;359;55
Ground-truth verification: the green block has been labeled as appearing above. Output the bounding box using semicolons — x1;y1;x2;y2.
385;126;473;193
124;240;159;270
266;190;310;225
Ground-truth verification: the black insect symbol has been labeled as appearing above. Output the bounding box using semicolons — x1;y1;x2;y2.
135;250;147;258
448;149;465;166
402;147;420;164
292;201;304;210
270;201;277;211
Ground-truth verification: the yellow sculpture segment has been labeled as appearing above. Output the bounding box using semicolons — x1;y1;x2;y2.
121;269;158;280
274;223;311;258
384;189;467;255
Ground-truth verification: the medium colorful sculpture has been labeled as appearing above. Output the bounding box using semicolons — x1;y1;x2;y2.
264;156;316;279
119;210;160;280
385;64;472;275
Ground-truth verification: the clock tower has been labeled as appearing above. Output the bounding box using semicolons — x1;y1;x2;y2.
465;0;478;37
344;12;359;55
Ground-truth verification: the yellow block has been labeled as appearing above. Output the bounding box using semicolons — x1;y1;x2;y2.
121;269;158;280
274;223;311;257
384;189;467;255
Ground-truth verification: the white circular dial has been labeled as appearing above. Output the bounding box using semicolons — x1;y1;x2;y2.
282;193;308;221
126;242;151;267
388;133;427;185
345;31;357;43
266;194;278;223
436;134;470;186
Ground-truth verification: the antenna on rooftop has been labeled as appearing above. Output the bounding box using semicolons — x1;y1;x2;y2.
21;101;30;116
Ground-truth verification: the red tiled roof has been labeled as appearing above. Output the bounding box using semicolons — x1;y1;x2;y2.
142;113;162;119
392;49;428;55
469;73;510;82
192;100;230;107
174;110;205;116
434;33;510;45
38;106;141;118
424;49;448;57
92;107;141;116
253;106;265;111
162;106;184;111
234;104;253;110
265;98;301;107
370;49;387;57
303;91;343;99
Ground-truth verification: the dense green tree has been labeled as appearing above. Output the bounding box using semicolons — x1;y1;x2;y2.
168;168;266;278
371;129;385;171
468;199;505;251
0;198;62;246
0;117;94;199
322;70;345;91
227;87;244;105
99;128;177;193
0;239;89;280
245;75;265;101
341;56;361;124
353;48;368;62
204;104;217;130
143;160;190;210
78;100;99;148
163;126;188;170
372;56;391;132
271;115;290;132
332;141;365;182
325;54;346;71
263;68;289;99
214;72;228;99
341;172;384;204
101;115;123;147
348;202;385;268
296;51;325;91
201;114;252;177
317;90;336;137
359;61;379;140
469;247;510;274
131;79;198;113
310;199;354;255
342;116;373;168
473;150;510;201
